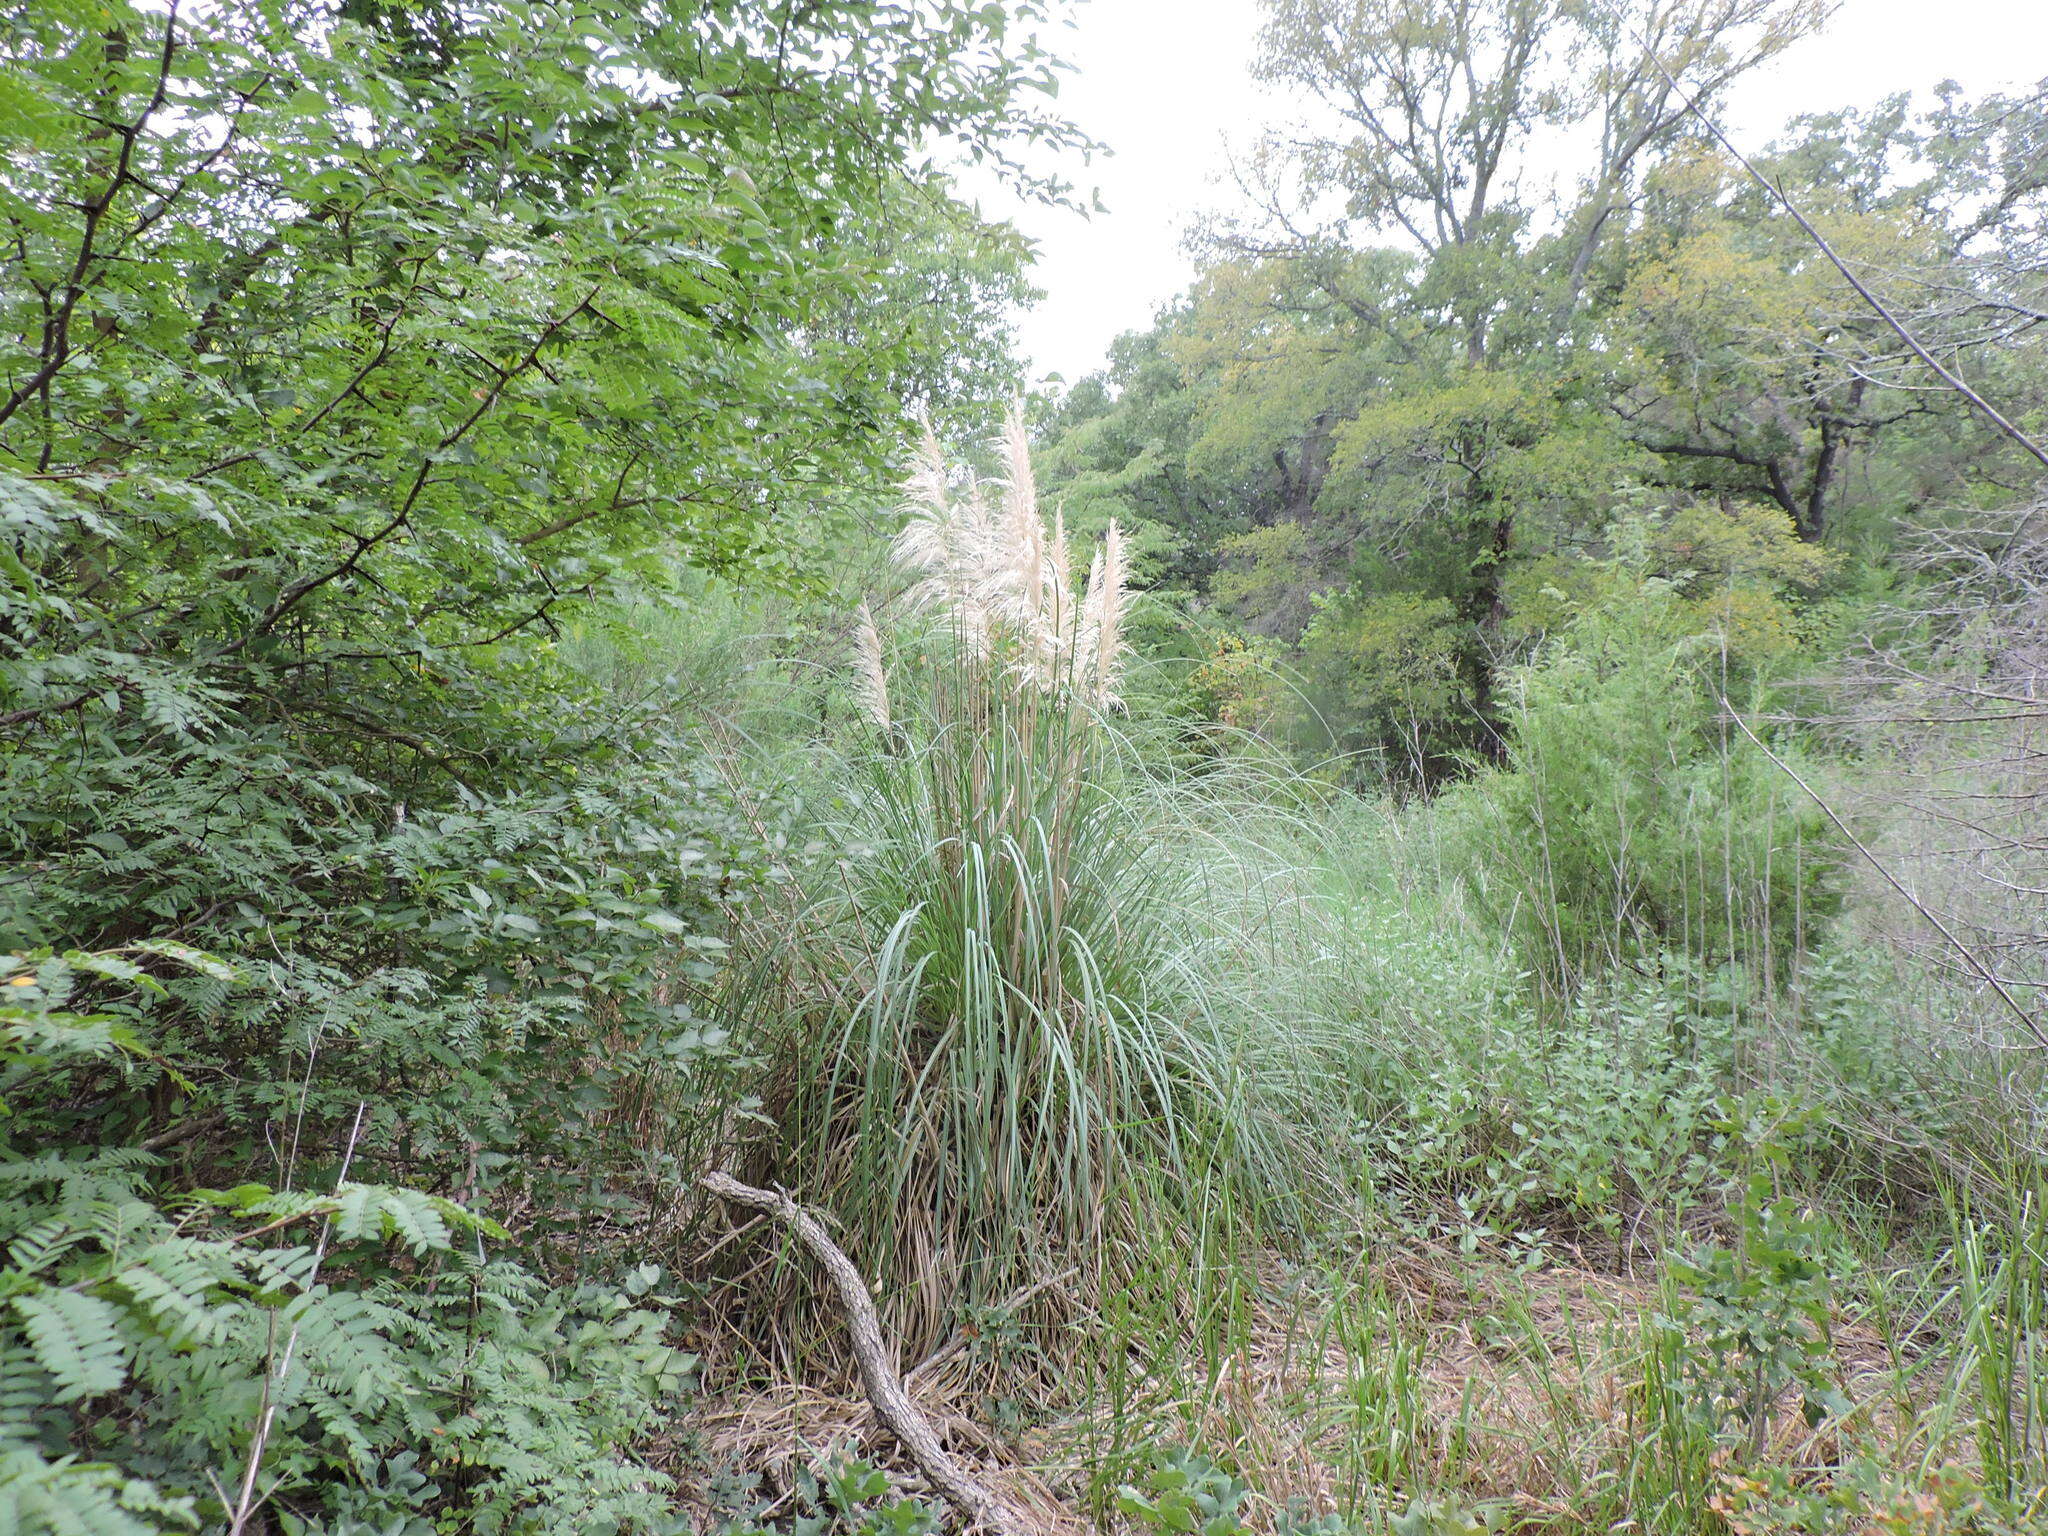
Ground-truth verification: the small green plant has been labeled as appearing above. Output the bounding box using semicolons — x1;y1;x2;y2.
1353;963;1736;1254
1386;1496;1511;1536
1333;1277;1432;1496
1707;1455;2030;1535
1664;1103;1850;1457
1116;1448;1255;1536
723;1455;942;1536
1948;1179;2048;1508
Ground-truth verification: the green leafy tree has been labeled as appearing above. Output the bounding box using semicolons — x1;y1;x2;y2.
1032;0;1829;774
1;0;1070;1152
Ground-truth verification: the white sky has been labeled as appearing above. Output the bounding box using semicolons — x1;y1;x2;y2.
982;0;2048;384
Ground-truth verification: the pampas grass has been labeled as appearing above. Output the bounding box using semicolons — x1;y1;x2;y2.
851;600;891;735
1081;519;1128;710
887;402;1129;705
742;405;1341;1363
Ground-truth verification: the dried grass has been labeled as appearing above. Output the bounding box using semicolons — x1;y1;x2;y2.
680;1371;1084;1536
674;1238;1931;1534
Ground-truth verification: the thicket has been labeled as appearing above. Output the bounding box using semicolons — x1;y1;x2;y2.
1446;577;1842;999
1;0;1070;1527
1004;1;2048;1526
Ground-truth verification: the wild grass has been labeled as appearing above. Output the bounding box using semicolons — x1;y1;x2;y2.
725;410;1348;1363
695;734;2048;1530
682;436;2048;1536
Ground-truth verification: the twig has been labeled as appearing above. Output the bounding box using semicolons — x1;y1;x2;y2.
1720;701;2048;1050
701;1171;1034;1536
226;1102;368;1536
0;2;183;437
906;1267;1078;1387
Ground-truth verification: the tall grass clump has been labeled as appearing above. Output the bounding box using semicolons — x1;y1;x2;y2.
1446;581;1845;1003
740;409;1341;1358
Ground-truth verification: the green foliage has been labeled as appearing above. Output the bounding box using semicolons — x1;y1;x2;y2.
1212;523;1324;638
1383;1499;1511;1536
0;0;1085;1208
1116;1448;1254;1536
1027;2;2048;779
1181;630;1296;740
1706;1456;2035;1536
1296;589;1472;783
2;954;693;1533
1;2;1078;1526
1446;577;1844;997
719;1455;943;1536
0;0;1073;1201
3;681;771;1244
1663;1120;1851;1455
1355;979;1735;1254
1949;1184;2048;1507
3;0;2046;1527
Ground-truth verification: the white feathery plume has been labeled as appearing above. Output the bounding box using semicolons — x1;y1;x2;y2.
999;400;1039;561
904;427;950;515
894;446;995;654
1080;519;1130;708
954;479;996;654
852;601;891;733
1049;505;1073;619
1075;546;1101;694
888;408;1121;694
991;400;1066;687
893;430;966;592
997;403;1046;613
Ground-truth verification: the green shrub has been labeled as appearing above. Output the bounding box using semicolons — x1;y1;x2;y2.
1295;587;1474;786
1663;1161;1850;1456
1;950;692;1534
1446;579;1843;1000
1351;963;1741;1252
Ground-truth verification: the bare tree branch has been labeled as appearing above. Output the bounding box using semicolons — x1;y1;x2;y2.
702;1172;1036;1536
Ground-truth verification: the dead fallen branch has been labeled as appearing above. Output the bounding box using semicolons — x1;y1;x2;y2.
700;1171;1036;1536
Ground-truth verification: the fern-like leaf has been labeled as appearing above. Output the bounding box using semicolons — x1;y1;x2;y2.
12;1289;127;1403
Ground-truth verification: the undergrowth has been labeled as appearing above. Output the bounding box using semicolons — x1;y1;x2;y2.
688;473;2048;1536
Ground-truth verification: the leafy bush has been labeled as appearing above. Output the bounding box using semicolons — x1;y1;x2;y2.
1352;964;1741;1252
2;672;769;1252
1663;1160;1850;1455
1446;578;1843;999
1296;588;1473;786
0;0;1072;1310
2;951;692;1534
